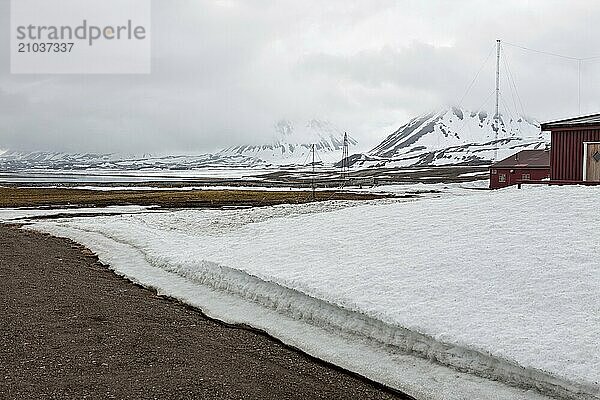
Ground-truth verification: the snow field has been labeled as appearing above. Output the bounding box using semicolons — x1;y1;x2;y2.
14;185;600;399
28;223;551;400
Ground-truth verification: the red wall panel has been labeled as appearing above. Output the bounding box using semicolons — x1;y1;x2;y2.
551;129;600;181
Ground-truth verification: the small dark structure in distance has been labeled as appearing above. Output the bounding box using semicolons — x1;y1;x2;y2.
489;149;550;189
541;113;600;183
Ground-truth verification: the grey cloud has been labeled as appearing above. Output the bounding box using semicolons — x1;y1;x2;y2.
1;0;600;153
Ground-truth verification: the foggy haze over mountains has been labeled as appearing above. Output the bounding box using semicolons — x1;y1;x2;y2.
1;0;599;153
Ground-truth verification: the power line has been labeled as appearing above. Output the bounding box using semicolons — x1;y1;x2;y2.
476;89;497;115
341;132;349;180
579;53;600;61
499;93;523;138
503;41;580;61
499;93;514;122
503;40;599;115
580;58;600;65
501;57;519;117
300;148;311;167
501;45;526;116
458;44;496;107
504;41;600;62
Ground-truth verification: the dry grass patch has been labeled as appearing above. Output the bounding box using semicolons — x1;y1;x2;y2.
0;187;394;208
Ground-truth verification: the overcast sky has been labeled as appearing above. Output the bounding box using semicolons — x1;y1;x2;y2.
1;0;600;153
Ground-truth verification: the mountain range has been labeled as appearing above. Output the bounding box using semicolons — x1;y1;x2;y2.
0;151;264;171
219;119;357;166
0;108;549;171
349;107;549;168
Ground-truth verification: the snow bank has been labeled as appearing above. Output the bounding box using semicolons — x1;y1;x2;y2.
0;205;154;222
19;186;600;399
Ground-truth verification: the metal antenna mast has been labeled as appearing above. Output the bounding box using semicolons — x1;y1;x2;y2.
494;39;501;162
311;144;316;200
341;132;349;181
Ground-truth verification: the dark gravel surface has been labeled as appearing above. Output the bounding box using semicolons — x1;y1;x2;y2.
0;225;411;400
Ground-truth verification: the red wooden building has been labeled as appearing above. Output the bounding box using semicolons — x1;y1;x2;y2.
541;114;600;183
489;149;550;189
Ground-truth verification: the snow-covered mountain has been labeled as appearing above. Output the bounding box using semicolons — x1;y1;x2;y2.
1;110;547;172
0;150;266;171
350;107;549;168
0;120;357;171
219;119;357;165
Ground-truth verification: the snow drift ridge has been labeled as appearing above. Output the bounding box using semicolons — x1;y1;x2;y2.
29;221;599;400
139;256;600;400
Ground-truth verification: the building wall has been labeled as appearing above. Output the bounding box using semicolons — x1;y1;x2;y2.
490;167;550;189
551;129;600;181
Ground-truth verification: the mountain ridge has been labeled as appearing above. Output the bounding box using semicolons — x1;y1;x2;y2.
0;150;266;171
219;119;357;165
350;107;548;168
0;108;549;171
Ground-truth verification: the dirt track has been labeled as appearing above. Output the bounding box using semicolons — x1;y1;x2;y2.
0;224;412;400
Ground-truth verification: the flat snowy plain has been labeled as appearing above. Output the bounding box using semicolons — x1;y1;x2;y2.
5;185;599;400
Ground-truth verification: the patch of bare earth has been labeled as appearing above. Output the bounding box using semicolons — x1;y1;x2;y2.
0;225;410;399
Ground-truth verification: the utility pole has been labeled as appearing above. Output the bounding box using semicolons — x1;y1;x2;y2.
341;132;349;181
494;39;501;162
311;144;315;201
